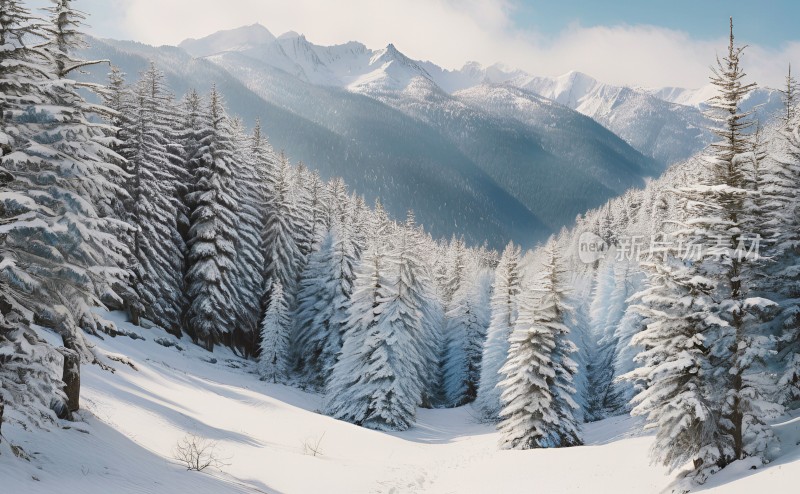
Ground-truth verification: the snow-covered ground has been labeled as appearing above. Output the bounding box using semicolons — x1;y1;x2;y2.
1;312;798;493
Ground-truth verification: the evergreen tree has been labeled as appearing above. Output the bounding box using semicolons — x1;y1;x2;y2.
625;249;726;481
779;63;798;126
183;86;240;350
228;117;265;355
764;102;800;407
259;279;290;383
476;242;521;421
325;225;421;431
1;0;132;424
626;19;782;484
3;0;130;347
263;152;303;304
293;220;356;388
442;269;492;406
498;243;581;449
290;163;314;261
121;62;186;335
391;213;438;406
773;116;800;407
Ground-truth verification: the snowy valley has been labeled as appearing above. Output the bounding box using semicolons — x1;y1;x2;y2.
3;312;799;494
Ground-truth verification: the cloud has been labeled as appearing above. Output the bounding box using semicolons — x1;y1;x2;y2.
83;0;795;89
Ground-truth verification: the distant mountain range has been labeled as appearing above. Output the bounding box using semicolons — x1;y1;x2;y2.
78;24;781;248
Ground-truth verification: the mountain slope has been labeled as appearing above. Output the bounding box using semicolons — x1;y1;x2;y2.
513;71;713;165
207;47;659;232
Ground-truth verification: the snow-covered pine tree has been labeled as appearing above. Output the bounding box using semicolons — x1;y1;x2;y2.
443;236;467;306
476;242;521;421
10;0;131;345
778;63;798;126
607;264;647;415
0;1;74;425
290;163;314;262
566;287;593;422
1;0;134;425
586;258;636;420
293;228;336;384
626;19;781;484
624;243;727;481
304;169;327;250
263;152;303;305
390;213;438;407
323;177;349;230
325;217;421;431
497;243;581;449
228;117;265;355
258;279;290;383
183;85;240;350
772;114;800;407
700;17;780;472
120;62;187;335
762;92;800;408
293;218;357;388
584;259;616;421
442;266;492;407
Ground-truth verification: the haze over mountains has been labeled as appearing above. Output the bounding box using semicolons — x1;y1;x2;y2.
79;23;781;248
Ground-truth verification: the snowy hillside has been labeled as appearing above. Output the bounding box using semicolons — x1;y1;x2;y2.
3;313;798;494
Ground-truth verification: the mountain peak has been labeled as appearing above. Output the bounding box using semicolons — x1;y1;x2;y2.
179;23;275;57
277;30;302;40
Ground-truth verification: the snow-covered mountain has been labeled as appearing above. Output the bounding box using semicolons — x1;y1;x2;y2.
82;23;785;248
78;26;663;248
204;45;658;233
176;24;790;168
649;83;782;114
509;71;711;164
179;24;436;92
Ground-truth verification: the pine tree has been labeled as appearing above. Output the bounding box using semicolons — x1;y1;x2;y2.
442;269;491;406
624;250;726;481
497;243;581;449
3;0;131;345
773;115;800;406
476;242;521;421
228;117;265;355
391;213;438;406
293;219;356;388
763;98;800;407
290;163;314;262
1;0;132;423
259;280;290;383
608;266;647;414
325;225;421;431
586;259;634;420
121;62;186;335
779;63;798;126
263;152;303;304
626;19;782;484
183;86;240;350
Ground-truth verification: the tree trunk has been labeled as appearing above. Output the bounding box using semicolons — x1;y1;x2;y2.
59;333;81;419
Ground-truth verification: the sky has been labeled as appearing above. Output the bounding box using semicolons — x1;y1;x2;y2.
36;0;800;89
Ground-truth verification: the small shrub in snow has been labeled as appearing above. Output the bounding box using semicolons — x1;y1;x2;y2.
173;433;228;471
301;432;325;457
